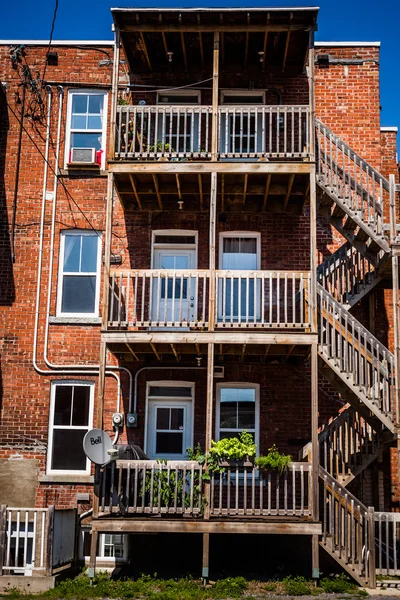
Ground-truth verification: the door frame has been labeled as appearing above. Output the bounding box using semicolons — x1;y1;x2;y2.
144;381;195;460
151;230;198;269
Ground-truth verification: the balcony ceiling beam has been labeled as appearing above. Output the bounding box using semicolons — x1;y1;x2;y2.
125;343;141;361
120;24;312;33
118;182;305;198
179;15;188;71
263;344;271;362
244;13;250;67
170;343;181;362
150;343;162;361
243;173;248;205
175;174;182;200
262;174;272;211
103;331;318;345
129;174;142;210
282;13;293;73
139;32;152;70
221;174;225;211
197;14;205;71
283;174;295;210
152;174;163;209
197;174;203;211
109;162;315;175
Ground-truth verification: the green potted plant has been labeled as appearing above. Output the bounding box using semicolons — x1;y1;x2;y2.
255;444;291;473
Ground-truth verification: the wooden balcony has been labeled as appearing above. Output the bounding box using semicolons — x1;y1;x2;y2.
114;104;310;161
108;269;311;331
96;460;314;521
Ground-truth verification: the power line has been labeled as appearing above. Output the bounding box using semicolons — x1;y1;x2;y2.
6;96;105;243
42;0;60;83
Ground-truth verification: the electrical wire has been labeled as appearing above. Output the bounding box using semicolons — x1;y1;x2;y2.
129;77;213;94
42;0;59;83
6;97;106;244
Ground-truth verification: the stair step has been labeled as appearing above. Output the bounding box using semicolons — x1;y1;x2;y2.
331;204;346;218
343;216;358;231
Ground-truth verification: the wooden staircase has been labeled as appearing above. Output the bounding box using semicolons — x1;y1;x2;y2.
313;121;399;587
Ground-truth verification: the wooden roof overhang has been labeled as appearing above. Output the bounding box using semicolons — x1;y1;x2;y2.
111;7;319;76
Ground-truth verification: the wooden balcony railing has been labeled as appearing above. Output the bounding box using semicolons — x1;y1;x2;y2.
97;460;313;519
107;270;311;330
114;104;311;160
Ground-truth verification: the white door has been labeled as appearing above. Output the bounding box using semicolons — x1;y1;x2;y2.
218;234;260;322
146;383;194;460
152;248;197;324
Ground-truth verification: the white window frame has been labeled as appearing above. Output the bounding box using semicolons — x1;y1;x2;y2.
215;382;260;450
220;89;266;105
56;230;102;318
80;530;128;565
47;380;94;475
151;230;198;268
157;90;201;105
64;89;108;170
144;381;195;460
219;232;261;270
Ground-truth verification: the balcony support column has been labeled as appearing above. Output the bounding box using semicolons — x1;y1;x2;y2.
202;533;210;582
109;27;120;162
211;32;220;161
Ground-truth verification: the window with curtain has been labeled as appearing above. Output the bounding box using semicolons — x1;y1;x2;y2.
58;231;101;317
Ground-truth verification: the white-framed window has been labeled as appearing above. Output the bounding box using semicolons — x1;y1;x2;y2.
65;90;108;169
216;383;259;447
156;91;201;153
220;91;266;155
80;530;128;565
145;382;194;460
218;232;261;321
47;381;94;475
57;230;102;317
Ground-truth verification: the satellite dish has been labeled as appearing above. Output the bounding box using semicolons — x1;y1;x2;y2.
83;429;113;465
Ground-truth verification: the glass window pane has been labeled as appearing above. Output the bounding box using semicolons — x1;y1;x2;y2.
51;429;87;470
88;115;102;130
220;388;255;403
71;133;102;150
156;407;170;430
71;115;87;129
175;256;189;269
63;235;81;272
220;402;237;429
149;386;192;397
61;275;96;313
81;236;98;272
71;386;90;426
54;386;73;426
156;432;183;454
237;402;255;429
72;95;88;114
170;408;184;430
160;256;175;269
88;95;104;114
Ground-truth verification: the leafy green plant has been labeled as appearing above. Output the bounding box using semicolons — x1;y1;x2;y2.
320;574;358;594
209;431;257;464
149;141;174;153
211;576;248;598
255;444;291;473
282;575;314;596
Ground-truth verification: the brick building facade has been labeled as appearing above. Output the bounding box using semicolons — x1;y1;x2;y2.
0;7;399;583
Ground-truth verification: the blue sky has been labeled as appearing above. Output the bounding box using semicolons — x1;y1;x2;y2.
1;0;399;134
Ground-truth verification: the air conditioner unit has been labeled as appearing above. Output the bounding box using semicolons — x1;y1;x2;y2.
70;147;96;163
214;366;224;378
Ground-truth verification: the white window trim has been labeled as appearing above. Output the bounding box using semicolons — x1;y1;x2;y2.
47;380;94;476
220;89;266;105
218;231;261;270
144;381;195;459
151;230;198;268
56;230;102;318
80;530;128;565
215;382;260;451
64;89;108;170
157;89;201;105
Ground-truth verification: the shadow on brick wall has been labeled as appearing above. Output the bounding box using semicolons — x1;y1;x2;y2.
0;86;15;306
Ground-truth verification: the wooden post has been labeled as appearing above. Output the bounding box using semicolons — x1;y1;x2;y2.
211;32;220;161
389;175;400;425
202;532;210;582
88;528;98;581
46;505;55;576
204;343;214;521
312;535;319;581
311;343;319;523
367;506;376;589
208;172;217;331
307;30;315;162
108;27;121;162
0;505;7;576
